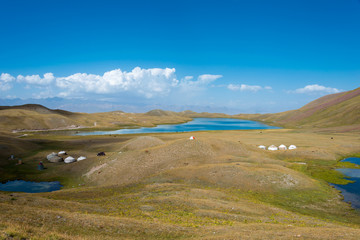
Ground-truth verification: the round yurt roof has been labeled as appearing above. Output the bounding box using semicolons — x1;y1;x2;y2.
289;145;297;149
48;155;63;163
77;156;87;161
258;145;266;149
268;145;278;150
279;144;287;149
64;156;76;163
47;152;57;161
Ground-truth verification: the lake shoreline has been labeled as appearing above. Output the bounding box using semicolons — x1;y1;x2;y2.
331;157;360;210
76;118;280;136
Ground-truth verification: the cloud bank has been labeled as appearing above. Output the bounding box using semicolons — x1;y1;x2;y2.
0;73;15;91
17;73;55;85
179;74;222;91
56;67;179;98
0;67;223;99
293;84;341;94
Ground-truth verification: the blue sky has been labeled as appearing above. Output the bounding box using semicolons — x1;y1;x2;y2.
0;0;359;113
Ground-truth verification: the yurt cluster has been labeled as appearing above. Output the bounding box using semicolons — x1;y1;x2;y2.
46;151;87;164
258;144;297;151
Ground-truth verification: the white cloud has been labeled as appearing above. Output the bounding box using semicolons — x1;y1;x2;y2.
17;73;55;85
227;84;265;92
0;73;15;82
179;74;222;91
56;67;178;98
43;73;55;82
0;84;11;91
1;68;223;98
197;74;222;84
0;73;15;91
293;84;341;94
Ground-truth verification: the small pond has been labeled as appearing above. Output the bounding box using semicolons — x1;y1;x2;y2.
77;118;280;136
331;157;360;210
0;180;62;193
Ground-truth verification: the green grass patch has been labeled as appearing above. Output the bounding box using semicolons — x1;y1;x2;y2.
287;156;360;185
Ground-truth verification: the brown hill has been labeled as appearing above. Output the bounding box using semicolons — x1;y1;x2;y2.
144;109;177;116
0;104;77;116
0;105;192;133
180;111;228;118
237;87;360;130
0;104;50;112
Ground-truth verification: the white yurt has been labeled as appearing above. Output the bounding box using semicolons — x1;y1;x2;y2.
279;144;287;150
47;152;57;161
258;145;266;150
48;155;63;163
289;145;297;150
268;145;278;151
64;156;76;163
77;156;87;161
189;136;195;140
58;151;66;155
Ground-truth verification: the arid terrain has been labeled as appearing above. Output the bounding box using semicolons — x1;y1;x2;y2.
0;88;360;239
237;87;360;131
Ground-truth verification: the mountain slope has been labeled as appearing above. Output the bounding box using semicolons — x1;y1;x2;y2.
0;104;78;116
237;87;360;129
0;108;81;132
144;109;178;116
0;105;192;132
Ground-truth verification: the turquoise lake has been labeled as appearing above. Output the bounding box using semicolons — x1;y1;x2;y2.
77;118;280;136
332;157;360;210
0;180;62;193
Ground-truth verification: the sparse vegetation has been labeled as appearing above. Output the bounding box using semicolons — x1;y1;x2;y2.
237;87;360;131
1;94;360;239
1;127;360;239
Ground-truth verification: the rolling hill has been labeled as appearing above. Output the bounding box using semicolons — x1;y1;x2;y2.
0;104;83;132
1;87;359;133
236;87;360;130
0;104;77;116
0;104;192;133
1;92;360;239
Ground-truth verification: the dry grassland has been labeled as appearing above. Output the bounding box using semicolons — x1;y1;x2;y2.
1;128;360;239
0;107;193;133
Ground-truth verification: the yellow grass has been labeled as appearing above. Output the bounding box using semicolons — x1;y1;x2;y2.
1;127;360;239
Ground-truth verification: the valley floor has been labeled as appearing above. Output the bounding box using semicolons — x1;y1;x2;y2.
1;128;360;239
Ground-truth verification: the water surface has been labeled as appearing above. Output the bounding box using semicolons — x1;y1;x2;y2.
77;118;279;136
0;180;62;193
332;158;360;209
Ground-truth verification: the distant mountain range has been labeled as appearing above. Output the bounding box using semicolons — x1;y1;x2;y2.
1;87;359;132
0;97;242;114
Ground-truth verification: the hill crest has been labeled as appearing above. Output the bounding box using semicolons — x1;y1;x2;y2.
237;87;360;130
0;104;77;116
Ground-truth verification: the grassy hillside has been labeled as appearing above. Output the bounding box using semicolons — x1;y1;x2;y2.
0;105;231;134
1;91;360;238
145;109;229;118
0;104;77;116
236;87;360;130
0;105;193;133
2;87;360;134
1;130;360;239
